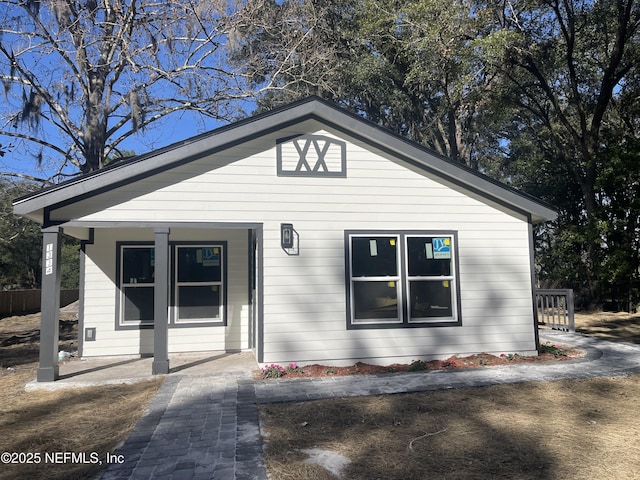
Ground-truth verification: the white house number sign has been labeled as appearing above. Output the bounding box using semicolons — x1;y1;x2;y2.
45;243;54;275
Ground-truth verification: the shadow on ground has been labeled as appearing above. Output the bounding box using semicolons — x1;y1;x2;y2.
259;375;640;480
576;314;640;344
0;315;77;367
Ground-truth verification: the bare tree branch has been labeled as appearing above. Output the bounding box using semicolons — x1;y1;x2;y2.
0;0;255;178
0;171;49;184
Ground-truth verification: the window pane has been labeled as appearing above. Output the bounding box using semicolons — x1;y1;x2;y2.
177;247;222;282
351;237;397;277
353;281;399;321
407;237;452;276
409;280;453;318
178;285;221;320
123;247;155;283
123;286;154;322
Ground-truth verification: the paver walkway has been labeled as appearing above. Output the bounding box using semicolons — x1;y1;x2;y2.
101;374;267;480
100;330;640;479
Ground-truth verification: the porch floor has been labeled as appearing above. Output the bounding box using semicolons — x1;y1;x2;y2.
26;351;259;390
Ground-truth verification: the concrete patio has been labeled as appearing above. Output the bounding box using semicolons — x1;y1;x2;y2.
25;350;259;391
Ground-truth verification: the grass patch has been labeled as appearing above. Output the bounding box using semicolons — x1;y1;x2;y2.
259;311;640;479
0;310;162;480
2;308;639;479
0;366;161;480
260;375;640;479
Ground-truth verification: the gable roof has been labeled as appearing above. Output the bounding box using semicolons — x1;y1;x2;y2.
13;96;556;224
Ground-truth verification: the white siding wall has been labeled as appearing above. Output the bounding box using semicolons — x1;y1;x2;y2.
82;228;248;356
63;125;536;364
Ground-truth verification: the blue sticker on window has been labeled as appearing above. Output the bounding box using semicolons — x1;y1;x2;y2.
202;247;220;267
432;238;451;259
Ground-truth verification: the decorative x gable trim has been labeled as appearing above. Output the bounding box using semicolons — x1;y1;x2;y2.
277;134;347;177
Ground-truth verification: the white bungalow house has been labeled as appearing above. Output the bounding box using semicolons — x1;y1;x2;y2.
13;97;556;382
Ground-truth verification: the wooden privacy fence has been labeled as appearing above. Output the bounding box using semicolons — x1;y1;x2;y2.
536;289;575;332
0;289;79;317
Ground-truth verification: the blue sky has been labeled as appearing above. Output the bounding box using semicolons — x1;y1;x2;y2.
0;109;229;183
0;1;256;185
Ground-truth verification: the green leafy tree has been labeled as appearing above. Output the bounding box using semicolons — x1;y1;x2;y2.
351;0;510;170
1;179;79;290
0;179;41;289
238;0;640;307
487;0;640;304
232;0;510;171
227;0;356;109
60;238;79;290
593;140;640;309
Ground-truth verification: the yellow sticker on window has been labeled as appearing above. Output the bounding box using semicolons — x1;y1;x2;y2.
444;238;451;246
388;281;395;288
213;248;219;254
211;285;218;292
442;281;449;288
390;239;396;246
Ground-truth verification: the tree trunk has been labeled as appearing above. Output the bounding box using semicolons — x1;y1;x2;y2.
81;72;108;173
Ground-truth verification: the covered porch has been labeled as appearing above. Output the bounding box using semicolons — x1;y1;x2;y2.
37;221;263;382
26;350;258;391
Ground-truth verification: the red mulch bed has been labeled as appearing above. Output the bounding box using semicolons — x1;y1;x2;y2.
257;347;585;380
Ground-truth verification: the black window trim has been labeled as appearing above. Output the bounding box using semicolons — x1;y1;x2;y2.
115;240;228;330
345;230;462;330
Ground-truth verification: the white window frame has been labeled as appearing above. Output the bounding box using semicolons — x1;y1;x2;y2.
346;231;461;329
173;244;225;324
405;235;458;323
349;234;402;325
116;241;227;329
118;244;155;327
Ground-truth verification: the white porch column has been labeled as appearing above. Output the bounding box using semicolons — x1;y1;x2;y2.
152;227;170;374
37;226;62;382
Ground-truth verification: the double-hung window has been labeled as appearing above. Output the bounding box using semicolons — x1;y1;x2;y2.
350;236;402;323
174;245;224;323
405;236;456;321
119;244;155;326
346;231;461;328
117;242;226;328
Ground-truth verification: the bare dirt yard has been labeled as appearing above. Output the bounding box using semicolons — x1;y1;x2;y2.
259;311;640;480
574;309;640;344
0;307;162;480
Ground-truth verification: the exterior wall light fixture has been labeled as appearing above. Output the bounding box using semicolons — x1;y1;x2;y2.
281;223;294;249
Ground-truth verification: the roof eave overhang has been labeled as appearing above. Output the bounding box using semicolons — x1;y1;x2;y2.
12;97;557;225
308;103;557;224
12;100;322;220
